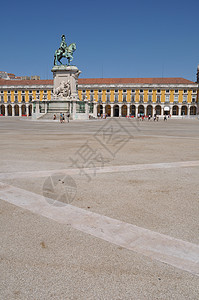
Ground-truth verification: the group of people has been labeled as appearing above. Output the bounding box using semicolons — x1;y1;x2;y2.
53;113;70;123
136;113;170;121
137;113;159;121
97;113;107;119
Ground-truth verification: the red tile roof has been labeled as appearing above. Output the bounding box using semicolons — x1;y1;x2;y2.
0;77;196;86
0;79;53;86
78;78;195;85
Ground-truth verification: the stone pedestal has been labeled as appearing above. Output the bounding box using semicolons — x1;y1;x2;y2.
32;65;89;120
52;65;81;101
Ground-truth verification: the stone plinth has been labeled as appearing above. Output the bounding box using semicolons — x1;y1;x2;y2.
32;65;89;120
51;65;81;101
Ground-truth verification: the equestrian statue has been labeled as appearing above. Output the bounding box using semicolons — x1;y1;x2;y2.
54;34;76;66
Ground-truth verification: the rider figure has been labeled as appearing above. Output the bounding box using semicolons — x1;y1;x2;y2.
59;34;67;55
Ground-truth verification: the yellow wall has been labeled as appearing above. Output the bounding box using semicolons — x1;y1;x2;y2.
119;90;122;102
135;90;139;102
33;90;36;100
18;91;21;103
170;90;174;102
94;90;98;102
161;90;165;103
11;91;14;103
152;90;156;103
40;91;43;101
178;90;183;103
127;90;131;102
110;90;114;102
4;91;7;103
47;90;51;100
188;90;192;103
144;90;147;103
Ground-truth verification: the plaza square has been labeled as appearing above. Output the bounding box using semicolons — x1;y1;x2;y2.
0;117;199;299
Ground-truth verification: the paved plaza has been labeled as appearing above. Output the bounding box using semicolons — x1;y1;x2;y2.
0;117;199;299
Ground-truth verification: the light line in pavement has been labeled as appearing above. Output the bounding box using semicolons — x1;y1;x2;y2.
0;181;198;276
0;160;199;180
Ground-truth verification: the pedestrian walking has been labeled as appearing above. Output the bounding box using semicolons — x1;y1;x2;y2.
60;113;63;123
67;113;70;123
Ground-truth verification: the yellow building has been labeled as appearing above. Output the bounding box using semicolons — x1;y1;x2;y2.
0;75;198;117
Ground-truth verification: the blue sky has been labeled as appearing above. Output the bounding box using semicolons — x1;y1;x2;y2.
0;0;198;81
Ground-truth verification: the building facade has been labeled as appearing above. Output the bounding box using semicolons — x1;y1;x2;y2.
0;76;198;118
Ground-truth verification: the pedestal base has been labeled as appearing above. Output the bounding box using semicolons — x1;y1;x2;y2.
32;100;89;121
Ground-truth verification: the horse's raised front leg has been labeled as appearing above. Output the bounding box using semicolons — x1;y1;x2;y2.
58;57;62;65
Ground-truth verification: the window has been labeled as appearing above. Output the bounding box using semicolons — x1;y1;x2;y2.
140;95;143;102
184;90;187;93
22;90;25;94
166;90;169;93
192;97;196;103
140;89;143;93
165;95;170;102
193;90;196;93
157;89;161;93
83;90;86;93
29;90;32;94
123;95;126;102
7;95;11;102
175;90;178;93
91;90;93;93
123;89;126;93
22;95;25;102
148;95;152;102
29;96;32;102
1;91;3;93
15;90;18;94
98;90;102;93
148;90;152;93
98;95;102;101
1;95;4;103
106;95;110;102
131;89;135;93
115;89;118;93
15;96;18;103
131;95;135;102
107;89;110;93
37;90;39;93
115;94;118;102
183;95;187;103
7;90;10;94
44;90;47;93
174;95;178;102
157;95;161;103
90;95;93;101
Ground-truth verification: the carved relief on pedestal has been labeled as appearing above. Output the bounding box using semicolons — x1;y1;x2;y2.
54;80;71;99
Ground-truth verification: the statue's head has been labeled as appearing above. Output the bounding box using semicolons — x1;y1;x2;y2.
61;34;65;40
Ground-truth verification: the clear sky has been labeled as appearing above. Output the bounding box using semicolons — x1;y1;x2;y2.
0;0;198;81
